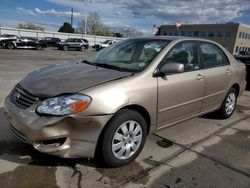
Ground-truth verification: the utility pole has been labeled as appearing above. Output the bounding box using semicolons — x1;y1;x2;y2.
71;8;73;28
79;0;92;35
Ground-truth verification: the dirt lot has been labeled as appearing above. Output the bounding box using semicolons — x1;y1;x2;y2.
0;48;250;188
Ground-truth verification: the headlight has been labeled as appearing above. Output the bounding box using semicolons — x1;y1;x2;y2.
36;94;91;115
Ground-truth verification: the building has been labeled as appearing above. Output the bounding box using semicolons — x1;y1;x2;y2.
157;23;250;55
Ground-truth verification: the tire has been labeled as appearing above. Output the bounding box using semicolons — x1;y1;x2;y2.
7;43;14;49
80;46;86;51
36;45;42;50
217;88;237;119
101;109;147;167
63;45;69;51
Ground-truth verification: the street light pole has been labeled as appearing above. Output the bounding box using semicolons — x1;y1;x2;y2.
84;0;87;35
79;0;92;35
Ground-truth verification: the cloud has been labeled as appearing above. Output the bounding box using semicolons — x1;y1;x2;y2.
17;7;82;18
101;0;250;23
0;18;59;31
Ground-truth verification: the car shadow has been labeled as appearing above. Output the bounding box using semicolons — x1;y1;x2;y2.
0;107;99;168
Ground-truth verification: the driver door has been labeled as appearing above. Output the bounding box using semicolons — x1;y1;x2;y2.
157;41;205;128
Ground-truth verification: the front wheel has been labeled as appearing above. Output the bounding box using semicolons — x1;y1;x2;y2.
217;88;237;119
36;45;42;50
63;45;69;51
7;43;14;49
101;109;147;167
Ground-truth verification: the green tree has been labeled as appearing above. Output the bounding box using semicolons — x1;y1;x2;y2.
17;23;45;31
113;32;123;37
58;22;75;33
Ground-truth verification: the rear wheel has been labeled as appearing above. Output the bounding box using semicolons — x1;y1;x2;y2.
36;45;42;50
101;109;147;167
63;45;69;51
217;88;237;119
80;45;86;51
7;43;14;49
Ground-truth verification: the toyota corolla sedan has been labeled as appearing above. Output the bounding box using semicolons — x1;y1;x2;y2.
4;37;246;167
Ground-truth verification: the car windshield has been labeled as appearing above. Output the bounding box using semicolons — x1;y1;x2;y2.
85;39;169;72
101;40;111;44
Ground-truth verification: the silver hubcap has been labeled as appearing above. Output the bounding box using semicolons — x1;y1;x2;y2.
225;92;236;115
112;120;142;160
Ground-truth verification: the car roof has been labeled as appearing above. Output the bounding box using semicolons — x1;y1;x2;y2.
130;36;217;43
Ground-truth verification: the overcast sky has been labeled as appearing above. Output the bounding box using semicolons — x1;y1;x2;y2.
0;0;250;35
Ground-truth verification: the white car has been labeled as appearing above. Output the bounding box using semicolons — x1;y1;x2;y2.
93;40;117;51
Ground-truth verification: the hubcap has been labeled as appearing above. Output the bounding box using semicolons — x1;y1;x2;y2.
112;120;142;160
225;92;236;115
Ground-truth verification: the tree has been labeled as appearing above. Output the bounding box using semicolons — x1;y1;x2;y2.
77;12;114;36
113;32;123;37
58;22;75;33
121;26;143;38
17;23;45;31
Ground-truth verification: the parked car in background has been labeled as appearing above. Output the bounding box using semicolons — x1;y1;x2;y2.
93;39;117;51
57;38;89;51
39;37;61;47
4;37;246;167
0;36;47;50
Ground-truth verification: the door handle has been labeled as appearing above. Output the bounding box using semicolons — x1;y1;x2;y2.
196;74;205;80
226;69;232;75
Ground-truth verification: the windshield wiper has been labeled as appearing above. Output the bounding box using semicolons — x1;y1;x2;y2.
95;63;132;72
82;60;134;72
82;59;94;65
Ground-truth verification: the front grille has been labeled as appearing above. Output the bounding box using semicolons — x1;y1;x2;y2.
9;84;39;109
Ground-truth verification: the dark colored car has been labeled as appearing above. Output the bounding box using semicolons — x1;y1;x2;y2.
1;36;47;50
39;37;61;47
57;38;89;51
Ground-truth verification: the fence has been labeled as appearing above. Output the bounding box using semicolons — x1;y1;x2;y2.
0;27;123;46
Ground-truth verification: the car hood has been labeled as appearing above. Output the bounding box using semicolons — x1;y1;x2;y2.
19;62;132;98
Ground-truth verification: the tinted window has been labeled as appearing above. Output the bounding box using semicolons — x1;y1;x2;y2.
200;43;229;68
225;31;231;37
239;32;242;38
76;39;82;43
208;31;214;37
161;42;200;72
216;31;222;37
200;31;207;37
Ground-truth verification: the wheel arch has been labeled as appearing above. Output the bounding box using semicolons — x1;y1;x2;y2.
94;104;151;160
231;83;240;96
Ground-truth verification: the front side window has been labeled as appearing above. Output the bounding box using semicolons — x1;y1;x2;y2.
86;39;169;72
200;43;229;68
161;42;200;72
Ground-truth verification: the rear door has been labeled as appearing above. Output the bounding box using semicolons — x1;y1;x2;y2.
157;41;205;128
199;42;231;112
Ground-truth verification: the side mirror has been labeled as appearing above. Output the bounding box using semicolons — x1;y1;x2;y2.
159;63;184;75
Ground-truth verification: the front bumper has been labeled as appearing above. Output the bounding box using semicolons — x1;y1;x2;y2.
4;96;112;158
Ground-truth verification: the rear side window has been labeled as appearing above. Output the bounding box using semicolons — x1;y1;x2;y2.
200;43;229;68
